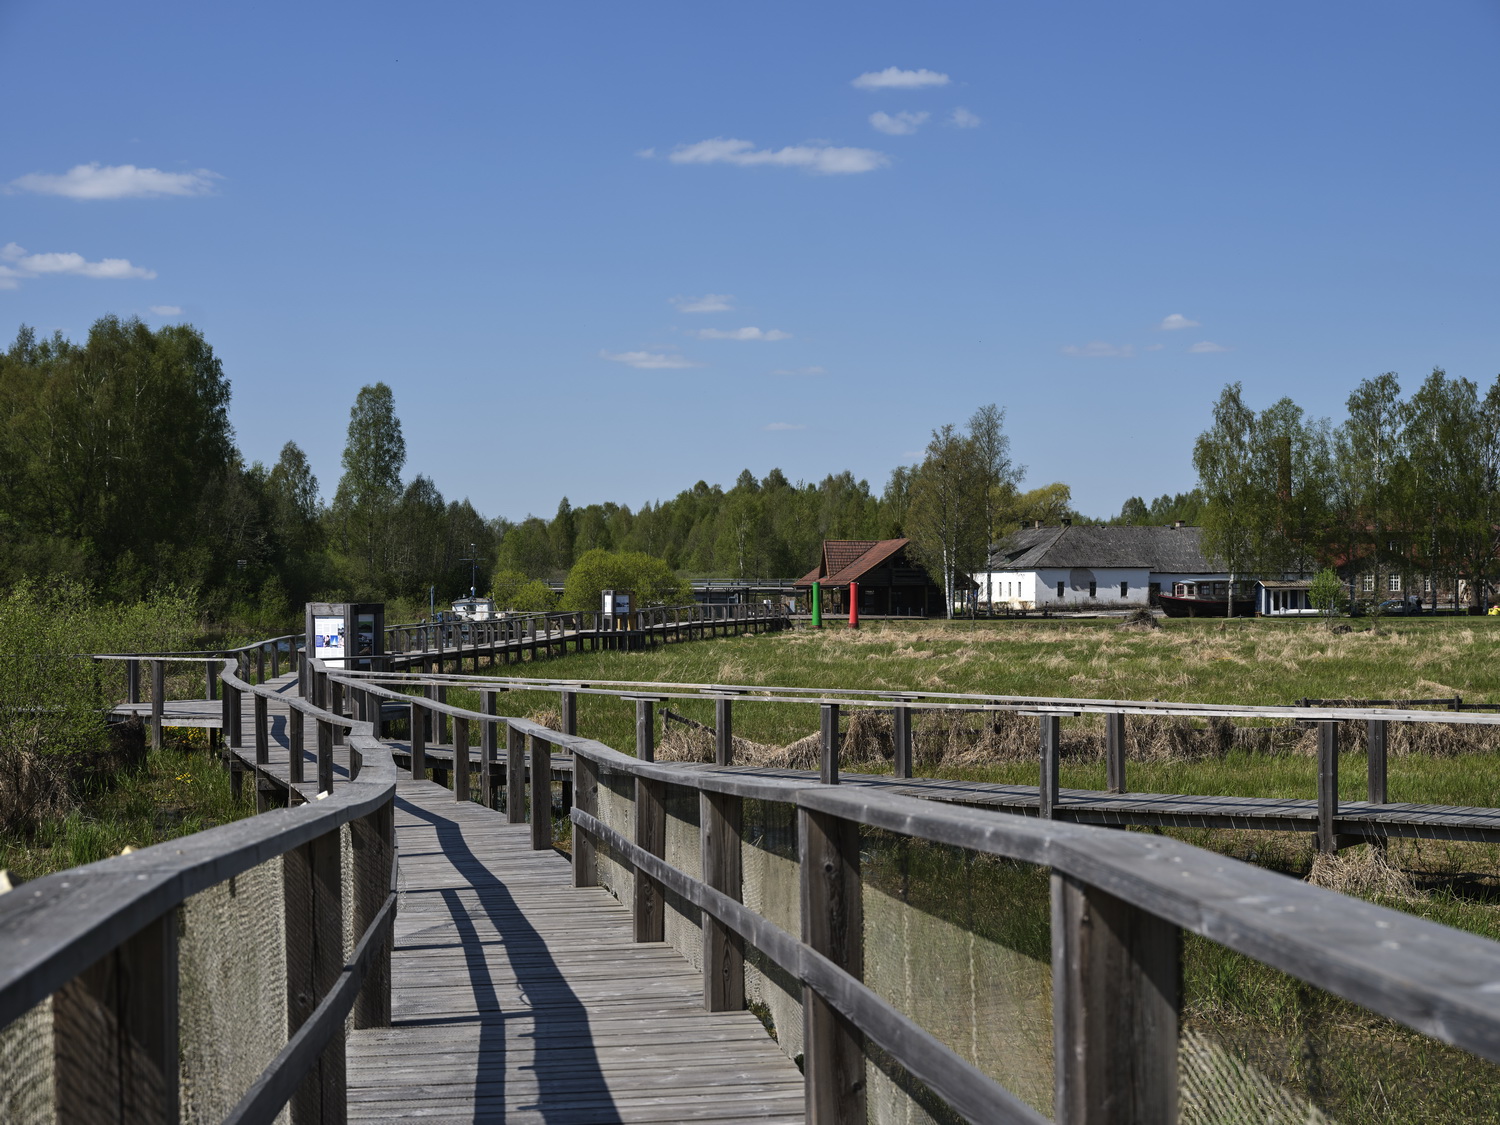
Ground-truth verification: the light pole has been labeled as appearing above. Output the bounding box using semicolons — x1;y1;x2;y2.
459;543;479;598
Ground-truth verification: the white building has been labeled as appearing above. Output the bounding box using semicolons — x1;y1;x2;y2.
978;523;1230;611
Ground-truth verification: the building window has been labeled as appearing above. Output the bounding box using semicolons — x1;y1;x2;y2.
1088;581;1097;598
1057;581;1065;598
1120;581;1129;597
1389;575;1402;593
1362;574;1374;592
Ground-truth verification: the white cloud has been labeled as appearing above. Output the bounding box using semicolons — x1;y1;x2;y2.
671;293;734;314
0;242;156;286
149;305;183;316
668;138;889;175
1158;313;1200;331
1062;341;1134;358
852;67;950;91
635;147;656;159
9;163;219;200
869;111;929;136
600;349;701;370
694;327;790;341
771;366;827;376
1189;341;1229;353
949;107;982;128
764;422;807;431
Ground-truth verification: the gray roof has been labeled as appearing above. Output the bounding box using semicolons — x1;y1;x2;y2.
986;525;1222;572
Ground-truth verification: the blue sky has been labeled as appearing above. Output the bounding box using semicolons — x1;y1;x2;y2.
4;2;1498;521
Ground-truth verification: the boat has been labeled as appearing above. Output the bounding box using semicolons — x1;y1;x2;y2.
451;596;505;621
1157;580;1256;618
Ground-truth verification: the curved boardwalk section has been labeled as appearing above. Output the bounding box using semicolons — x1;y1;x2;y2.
348;774;804;1123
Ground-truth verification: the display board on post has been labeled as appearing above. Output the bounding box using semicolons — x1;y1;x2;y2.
305;602;386;672
601;589;641;651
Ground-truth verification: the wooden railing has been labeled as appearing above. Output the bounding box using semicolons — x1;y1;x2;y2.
315;663;1500;1124
0;655;393;1125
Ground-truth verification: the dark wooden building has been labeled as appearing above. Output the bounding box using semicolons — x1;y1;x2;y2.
795;538;948;616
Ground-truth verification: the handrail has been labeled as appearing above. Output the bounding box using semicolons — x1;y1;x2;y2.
563;736;1500;1121
0;655;396;1125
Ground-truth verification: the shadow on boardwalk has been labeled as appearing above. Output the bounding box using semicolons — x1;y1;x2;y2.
397;799;623;1124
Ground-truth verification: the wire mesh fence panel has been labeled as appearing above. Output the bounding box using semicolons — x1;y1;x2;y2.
178;857;289;1125
662;782;703;972
0;997;55;1124
742;796;804;1062
341;821;355;1035
1180;934;1500;1124
593;762;636;905
861;829;1055;1125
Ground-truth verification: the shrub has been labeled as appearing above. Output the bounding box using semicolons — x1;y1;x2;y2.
559;549;691;612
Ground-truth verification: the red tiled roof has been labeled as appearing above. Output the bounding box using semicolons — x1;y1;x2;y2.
794;539;913;586
823;540;879;577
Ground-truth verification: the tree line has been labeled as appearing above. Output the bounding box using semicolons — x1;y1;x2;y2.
1191;371;1500;607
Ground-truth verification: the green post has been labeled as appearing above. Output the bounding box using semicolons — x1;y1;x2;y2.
811;581;823;629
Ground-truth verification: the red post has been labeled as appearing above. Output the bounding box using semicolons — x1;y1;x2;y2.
849;582;859;629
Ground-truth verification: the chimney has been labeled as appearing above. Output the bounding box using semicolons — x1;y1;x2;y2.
1173;520;1185;529
1033;519;1044;530
1061;517;1072;527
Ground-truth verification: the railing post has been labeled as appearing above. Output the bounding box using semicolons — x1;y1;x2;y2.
330;678;345;747
53;907;180;1122
454;716;470;803
289;706;305;785
633;775;666;942
799;806;865;1123
1318;719;1339;854
481;691;498;809
317;718;334;795
820;702;840;784
1368;718;1388;804
892;705;912;780
701;789;744;1011
351;795;394;1030
560;689;577;736
636;699;655;763
715;696;734;766
1106;712;1127;794
1040;714;1061;818
150;659;165;751
271;642;280;680
126;657;141;704
206;660;218;702
254;692;270;812
573;752;599;887
284;828;345;1123
255;645;266;685
507;723;527;823
409;700;426;781
1052;874;1180;1125
530;732;553;850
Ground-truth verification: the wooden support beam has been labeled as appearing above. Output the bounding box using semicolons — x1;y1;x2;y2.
289;706;305;785
150;659;165;751
284;829;345;1124
560;690;578;736
892;705;912;780
1052;873;1180;1125
820;703;840;784
1368;718;1388;805
1318;719;1339;854
715;696;734;766
573;752;599;888
453;717;470;804
329;679;344;748
481;692;497;809
1106;712;1126;794
53;908;180;1123
506;723;526;824
1040;714;1061;819
316;718;334;795
633;777;666;942
409;700;426;782
636;699;655;762
351;801;393;1030
700;790;744;1011
799;807;865;1124
206;661;218;702
254;692;271;813
530;732;552;850
126;658;141;705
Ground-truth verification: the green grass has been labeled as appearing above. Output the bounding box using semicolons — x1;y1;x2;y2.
0;728;250;883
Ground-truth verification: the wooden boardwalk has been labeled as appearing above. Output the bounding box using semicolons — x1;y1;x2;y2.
345;776;805;1123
